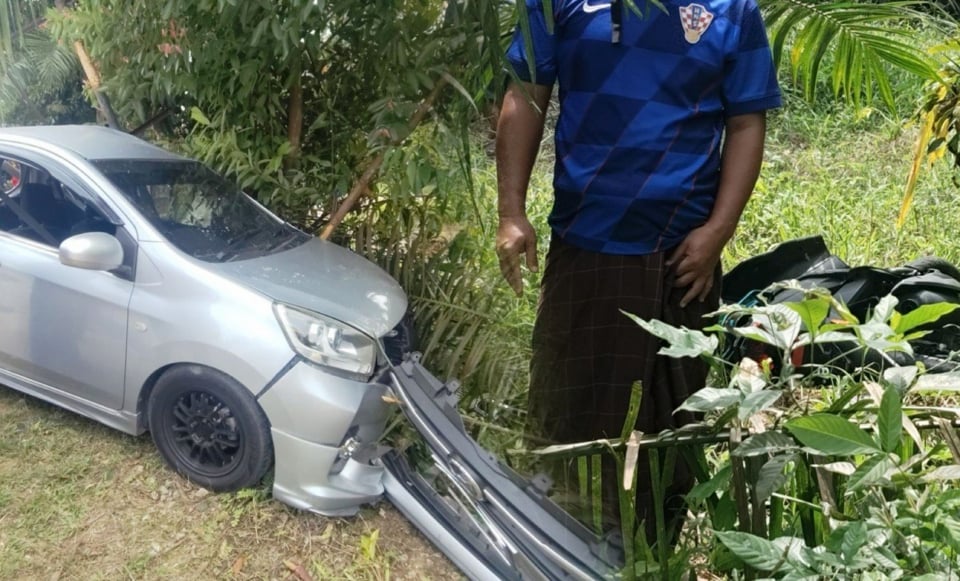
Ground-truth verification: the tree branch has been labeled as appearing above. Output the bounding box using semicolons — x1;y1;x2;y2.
319;78;448;240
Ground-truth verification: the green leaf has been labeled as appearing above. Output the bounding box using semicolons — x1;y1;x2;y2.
714;531;789;572
785;414;881;455
877;385;902;453
686;464;731;504
845;453;895;492
622;311;719;358
733;431;798;457
923;465;960;482
755;454;795;501
894;302;960;334
839;521;868;565
867;295;899;325
784;297;830;336
882;365;918;392
739;390;783;420
731;358;767;394
190;106;211;126
677;387;741;413
752;304;803;349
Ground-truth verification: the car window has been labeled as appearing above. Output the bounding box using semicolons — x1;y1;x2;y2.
94;159;309;262
0;156;116;247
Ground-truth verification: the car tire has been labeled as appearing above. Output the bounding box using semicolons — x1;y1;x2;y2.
906;256;960;282
147;365;273;492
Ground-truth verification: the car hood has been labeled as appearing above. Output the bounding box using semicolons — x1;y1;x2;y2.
208;238;408;338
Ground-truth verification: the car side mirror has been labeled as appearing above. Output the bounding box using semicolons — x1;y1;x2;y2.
59;232;124;271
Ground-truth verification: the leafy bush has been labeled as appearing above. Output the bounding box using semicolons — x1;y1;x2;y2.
624;286;960;578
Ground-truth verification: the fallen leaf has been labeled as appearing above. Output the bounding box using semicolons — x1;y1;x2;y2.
231;556;246;576
283;560;315;581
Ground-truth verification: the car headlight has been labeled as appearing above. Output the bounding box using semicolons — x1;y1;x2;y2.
273;303;377;379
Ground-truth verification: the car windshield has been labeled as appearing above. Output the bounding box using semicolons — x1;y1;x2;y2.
94;159;308;262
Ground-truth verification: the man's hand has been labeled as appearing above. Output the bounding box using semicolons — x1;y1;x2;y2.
496;215;539;296
667;224;728;308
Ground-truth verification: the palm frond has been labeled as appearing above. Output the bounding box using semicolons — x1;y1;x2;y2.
763;0;939;111
23;29;77;91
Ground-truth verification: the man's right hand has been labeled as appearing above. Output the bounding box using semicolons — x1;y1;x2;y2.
496;215;539;296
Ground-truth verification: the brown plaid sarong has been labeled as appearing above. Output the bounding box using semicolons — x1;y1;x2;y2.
527;235;721;538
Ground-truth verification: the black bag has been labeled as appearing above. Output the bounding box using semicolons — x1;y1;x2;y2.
722;236;960;374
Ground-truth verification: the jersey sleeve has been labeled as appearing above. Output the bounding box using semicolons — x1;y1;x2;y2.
721;0;782;116
505;0;558;87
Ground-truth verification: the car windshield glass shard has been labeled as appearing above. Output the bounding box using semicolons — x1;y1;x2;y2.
94;160;308;262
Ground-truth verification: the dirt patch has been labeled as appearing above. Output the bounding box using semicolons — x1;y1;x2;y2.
0;389;462;580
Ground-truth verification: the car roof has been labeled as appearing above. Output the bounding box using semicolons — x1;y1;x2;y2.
0;125;186;161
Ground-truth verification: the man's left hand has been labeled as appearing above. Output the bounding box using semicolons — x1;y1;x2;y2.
667;224;729;308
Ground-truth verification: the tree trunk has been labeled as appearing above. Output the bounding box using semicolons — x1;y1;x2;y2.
55;0;121;129
286;52;304;167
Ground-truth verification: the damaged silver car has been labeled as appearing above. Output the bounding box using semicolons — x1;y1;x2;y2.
0;126;620;579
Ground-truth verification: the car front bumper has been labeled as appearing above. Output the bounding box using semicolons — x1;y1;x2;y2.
383;354;621;580
257;358;392;516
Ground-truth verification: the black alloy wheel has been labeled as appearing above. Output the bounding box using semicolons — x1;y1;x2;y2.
148;365;273;491
169;390;242;477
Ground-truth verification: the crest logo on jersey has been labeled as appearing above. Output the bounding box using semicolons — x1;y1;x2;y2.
679;3;714;44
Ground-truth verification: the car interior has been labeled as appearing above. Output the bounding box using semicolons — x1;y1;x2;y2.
0;158;116;247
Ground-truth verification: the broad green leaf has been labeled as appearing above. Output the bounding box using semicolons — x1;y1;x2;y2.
867;295;899;325
739;390;783;420
730;324;779;345
857;321;912;355
894;302;960;334
938;517;960;552
786;414;881;455
923;465;960;482
731;357;767;394
839;521;868;565
677;387;741;413
784;297;829;336
755;454;795;501
622;311;719;358
882;365;918;392
754;304;803;349
714;531;789;572
686;464;731;504
845;453;895;492
877;385;902;453
817;461;856;476
733;431;798;457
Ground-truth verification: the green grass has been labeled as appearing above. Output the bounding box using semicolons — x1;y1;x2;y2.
0;390;459;580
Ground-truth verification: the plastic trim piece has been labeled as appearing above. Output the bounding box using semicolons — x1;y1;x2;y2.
383;354;620;580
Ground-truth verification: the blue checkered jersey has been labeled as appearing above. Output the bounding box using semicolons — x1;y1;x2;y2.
506;0;782;254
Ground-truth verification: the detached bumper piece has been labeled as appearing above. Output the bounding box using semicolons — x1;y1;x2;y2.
384;354;620;580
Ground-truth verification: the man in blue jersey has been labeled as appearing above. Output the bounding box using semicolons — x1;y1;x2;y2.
496;0;781;540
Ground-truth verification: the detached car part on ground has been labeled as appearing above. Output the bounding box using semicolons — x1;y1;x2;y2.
0;126;619;580
722;235;960;374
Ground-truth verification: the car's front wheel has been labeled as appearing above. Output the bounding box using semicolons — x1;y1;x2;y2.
148;365;273;491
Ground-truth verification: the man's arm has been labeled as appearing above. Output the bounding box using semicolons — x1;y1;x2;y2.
668;111;767;307
495;81;552;296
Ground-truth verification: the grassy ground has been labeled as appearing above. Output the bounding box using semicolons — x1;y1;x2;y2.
0;389;459;581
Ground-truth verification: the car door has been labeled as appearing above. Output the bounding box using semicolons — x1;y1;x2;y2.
0;151;133;409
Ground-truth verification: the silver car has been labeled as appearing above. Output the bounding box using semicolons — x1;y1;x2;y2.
0;124;409;515
0;125;619;580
